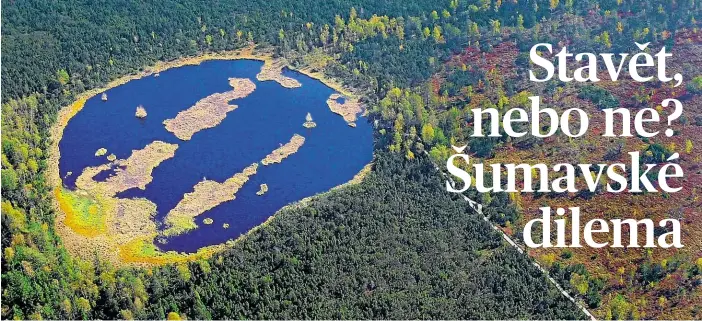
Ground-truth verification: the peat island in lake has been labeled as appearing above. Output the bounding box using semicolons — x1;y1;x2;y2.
54;58;372;265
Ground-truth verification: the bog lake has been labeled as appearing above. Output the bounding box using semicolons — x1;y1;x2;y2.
59;59;373;253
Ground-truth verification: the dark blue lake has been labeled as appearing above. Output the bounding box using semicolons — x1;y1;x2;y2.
59;59;373;253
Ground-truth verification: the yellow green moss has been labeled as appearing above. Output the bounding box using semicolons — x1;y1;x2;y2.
162;216;199;237
119;236;224;265
55;187;108;237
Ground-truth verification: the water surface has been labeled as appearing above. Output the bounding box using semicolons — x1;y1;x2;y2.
59;59;373;252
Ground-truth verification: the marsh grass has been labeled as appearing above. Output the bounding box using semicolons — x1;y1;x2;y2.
326;93;362;124
55;187;107;236
50;47;368;266
256;183;269;195
118;236;223;265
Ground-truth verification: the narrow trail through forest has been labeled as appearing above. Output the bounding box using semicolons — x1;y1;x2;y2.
429;152;596;320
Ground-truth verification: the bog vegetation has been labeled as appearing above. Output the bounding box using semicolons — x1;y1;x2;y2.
2;0;701;319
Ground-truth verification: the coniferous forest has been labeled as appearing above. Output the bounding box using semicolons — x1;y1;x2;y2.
2;0;701;319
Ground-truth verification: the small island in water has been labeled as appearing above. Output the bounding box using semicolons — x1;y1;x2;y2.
256;183;269;195
303;112;317;128
53;57;372;266
135;105;147;118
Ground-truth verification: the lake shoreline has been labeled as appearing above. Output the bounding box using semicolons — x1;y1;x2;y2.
48;46;372;266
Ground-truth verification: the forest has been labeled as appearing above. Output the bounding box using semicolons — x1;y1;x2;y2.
2;0;701;319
